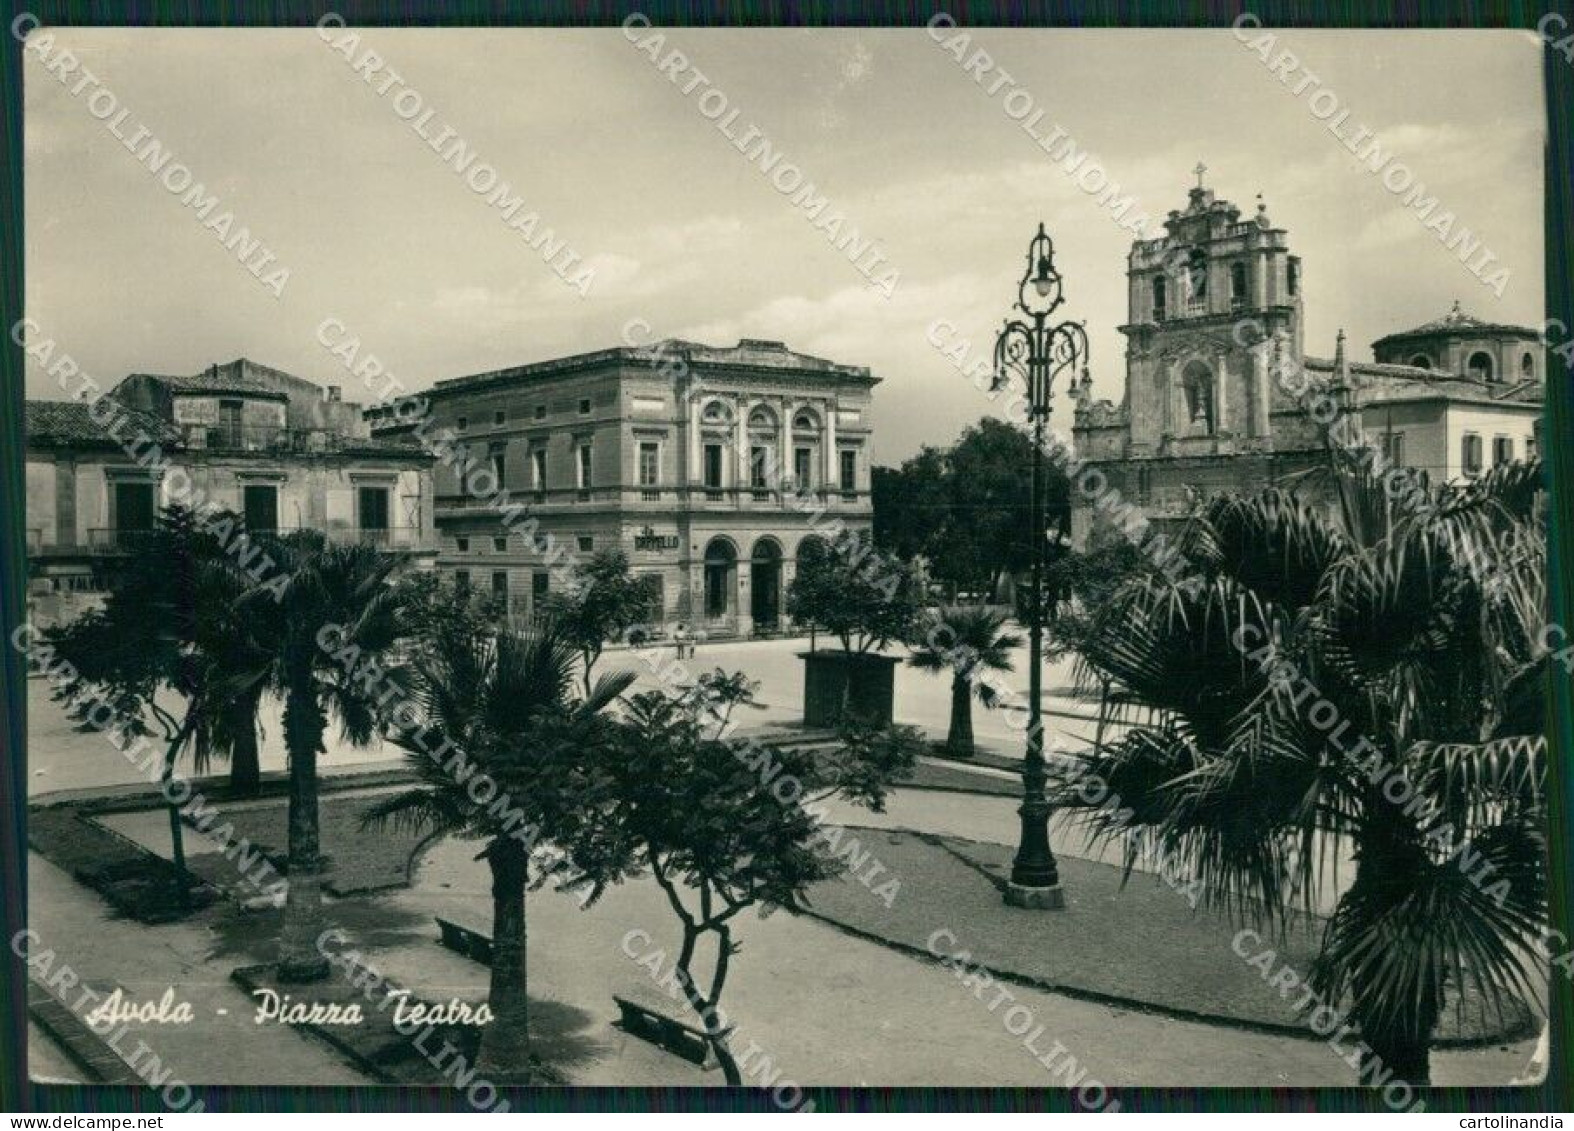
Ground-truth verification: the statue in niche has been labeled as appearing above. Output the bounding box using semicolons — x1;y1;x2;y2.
1181;361;1215;433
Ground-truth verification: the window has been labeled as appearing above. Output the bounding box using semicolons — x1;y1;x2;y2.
1152;276;1166;322
577;443;593;496
456;536;470;552
1493;435;1514;465
491;570;508;605
494;411;505;426
1462;432;1483;475
578;398;591;415
703;443;724;498
242;484;278;532
217;399;244;448
794;446;813;489
534;404;546;420
641;574;665;621
456;416;468;432
1409;354;1432;369
532;448;547;493
490;446;506;489
750;445;770;499
532;571;549;610
1468;351;1494;383
455;569;471;592
839;449;857;494
1287;259;1299;296
639;441;660;500
1230;262;1247;308
1381;432;1406;468
358;486;390;533
493;536;507;552
1522;352;1535;379
1185;247;1207;305
577;536;594;553
113;481;155;537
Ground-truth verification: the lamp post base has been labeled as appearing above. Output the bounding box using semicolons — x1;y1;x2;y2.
1003;881;1066;910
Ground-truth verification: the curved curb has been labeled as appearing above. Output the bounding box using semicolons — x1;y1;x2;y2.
801;826;1538;1052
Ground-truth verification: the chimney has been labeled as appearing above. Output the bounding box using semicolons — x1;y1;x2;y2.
327;385;342;403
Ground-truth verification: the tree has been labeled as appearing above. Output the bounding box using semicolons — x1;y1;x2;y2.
362;621;634;1080
785;535;922;655
907;606;1023;758
872;419;1070;599
543;549;659;692
244;535;403;982
1056;457;1548;1085
871;447;947;566
1043;539;1149;660
562;679;922;1083
44;505;269;901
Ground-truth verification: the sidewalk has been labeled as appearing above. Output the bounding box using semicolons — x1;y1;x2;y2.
26;851;370;1086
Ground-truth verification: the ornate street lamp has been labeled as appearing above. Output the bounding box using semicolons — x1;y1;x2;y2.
993;222;1088;910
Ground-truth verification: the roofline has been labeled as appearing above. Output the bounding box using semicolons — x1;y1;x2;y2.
1371;324;1541;347
1355;392;1543;409
424;344;878;400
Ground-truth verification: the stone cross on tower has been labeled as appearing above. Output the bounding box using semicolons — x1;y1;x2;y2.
1193;161;1207;189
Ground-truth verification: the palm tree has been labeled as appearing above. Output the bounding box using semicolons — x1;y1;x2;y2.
1057;456;1547;1086
361;620;633;1080
45;506;271;898
907;605;1023;757
245;535;402;983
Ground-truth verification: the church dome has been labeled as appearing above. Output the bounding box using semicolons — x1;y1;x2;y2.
1370;301;1542;382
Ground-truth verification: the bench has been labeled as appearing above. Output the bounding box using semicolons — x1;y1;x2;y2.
435;917;493;966
613;981;720;1068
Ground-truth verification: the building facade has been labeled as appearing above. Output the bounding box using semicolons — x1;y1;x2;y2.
1071;178;1543;545
25;358;435;625
374;338;878;637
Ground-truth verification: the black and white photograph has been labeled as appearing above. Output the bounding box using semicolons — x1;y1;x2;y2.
9;10;1568;1117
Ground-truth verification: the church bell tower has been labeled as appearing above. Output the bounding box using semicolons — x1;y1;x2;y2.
1118;166;1303;458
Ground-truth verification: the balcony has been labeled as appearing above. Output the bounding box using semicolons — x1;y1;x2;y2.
326;527;421;550
251;526;427;552
86;528;161;553
178;424;366;454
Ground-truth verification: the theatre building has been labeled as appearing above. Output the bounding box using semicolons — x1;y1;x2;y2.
376;338;878;637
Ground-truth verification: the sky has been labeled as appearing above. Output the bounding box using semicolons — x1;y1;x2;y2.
24;25;1545;461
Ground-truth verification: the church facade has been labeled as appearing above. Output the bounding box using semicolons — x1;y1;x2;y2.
1070;176;1544;547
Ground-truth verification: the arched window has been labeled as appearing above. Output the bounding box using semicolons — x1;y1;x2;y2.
1230;262;1247;306
703;538;737;619
702;400;731;425
1522;351;1535;379
1185;247;1207;304
1181;361;1215;434
1467;351;1494;383
1409;354;1432;369
748;406;777;432
792;409;819;432
1287;259;1299;296
1152;276;1167;322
